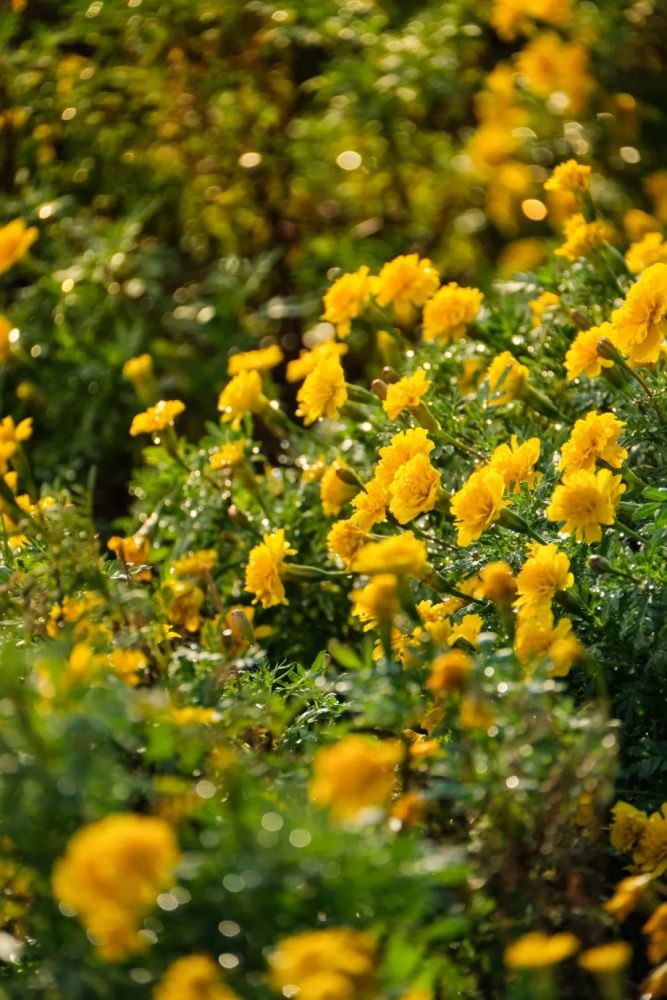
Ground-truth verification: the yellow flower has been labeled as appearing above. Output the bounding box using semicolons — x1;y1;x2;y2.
625;232;667;274
217;371;263;427
490;0;571;41
517;33;592;115
482;351;528;406
448;613;482;648
352;532;427;577
450;466;507;546
350;477;387;530
422;283;483;344
635;808;667;877
296;353;347;425
327;518;367;568
172;549;217;577
244;528;296;608
479;561;516;606
163;579;205;632
351;574;399;631
546;468;625;543
530;291;559;327
227;343;283;376
309;736;402;818
564;322;615;380
643;961;667;997
578;942;631;975
488;435;541;493
624;208;661;240
374;254;439;324
556;213;614;262
610;801;648;852
0;315;12;363
0;415;32;471
170;705;216;726
383;369;432;420
544;160;591;194
109;648;147;686
375;427;435;489
320;459;358;517
417;599;454;645
459;697;495;730
515;614;580;676
504;931;580;969
459;357;486;395
108;534;151;578
122;353;153;385
514;543;574;619
285;341;348;383
610;262;667;366
559;411;627;473
153;954;238;1000
428;649;472;694
388;453;441;524
52;814;179;961
322;265;371;338
209;440;245;471
0;218;38;274
130;400;185;438
604;874;653;921
645;904;667;964
270;928;376;1000
391;791;427;826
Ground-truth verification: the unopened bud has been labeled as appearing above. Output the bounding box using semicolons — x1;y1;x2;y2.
596;337;619;361
335;467;363;488
229;609;255;644
228;504;250;527
381;366;399;384
569;308;591;331
588;555;611;574
371;379;388;401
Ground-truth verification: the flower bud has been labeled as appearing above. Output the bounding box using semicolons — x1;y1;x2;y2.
371;378;388;401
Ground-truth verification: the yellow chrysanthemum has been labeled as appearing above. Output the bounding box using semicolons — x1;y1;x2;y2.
546;468;625;543
625;232;667;274
296;353;347;425
350;477;388;531
0;218;38;274
209;440;245;471
515;614;580;676
217;371;264;427
559;411;627;473
320;459;358;517
375;427;435;489
322;265;371;338
609;801;649;853
309;736;402;818
428;649;472;694
514;543;574;619
172;549;217;577
479;561;516;606
488;435;541;493
244;528;296;608
482;351;528;406
285;341;348;383
351;573;399;631
153;954;238;1000
610;262;667;366
388;453;441;524
227;343;283;376
270;928;377;1000
505;931;580;969
130;400;185;438
556;213;614;261
352;532;427;577
383;369;432;420
635;808;667;877
163;579;205;633
529;291;560;327
109;649;147;686
490;0;571;41
450;466;507;546
517;33;592;115
544;160;591;194
448;612;482;648
374;254;439;324
122;353;153;385
422;283;483;344
327;517;367;568
564;323;615;380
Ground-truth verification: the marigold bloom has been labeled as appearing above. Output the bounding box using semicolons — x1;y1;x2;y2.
417;599;454;645
322;265;371;338
625;232;667;274
515;614;580;676
578;942;631;975
245;528;296;608
448;613;482;648
163;579;205;632
604;874;653;921
544;160;591;194
556;213;614;262
450;466;507;546
610;262;667;366
320;459;358;517
482;351;528;406
428;649;472;694
643;961;667;998
422;283;483;344
217;371;263;427
559;412;627;474
383;369;432;420
479;561;516;606
227;343;283;376
351;574;399;631
459;697;495;730
564;323;615;380
0;218;38;274
489;435;541;493
352;532;427;577
171;705;216;726
517;33;592;115
375;427;435;488
172;549;217;577
108;534;151;576
327;517;367;568
374;254;439;324
285;341;348;383
309;736;402;818
296;353;347;425
109;648;147;686
52;814;179;961
209;440;245;471
514;543;574;618
130;400;185;438
505;931;580;969
646;904;667;965
491;0;571;40
530;291;560;326
610;801;648;853
122;353;153;385
0;415;32;471
546;468;625;543
350;477;387;531
154;954;238;1000
388;453;441;524
635;807;667;877
270;928;376;1000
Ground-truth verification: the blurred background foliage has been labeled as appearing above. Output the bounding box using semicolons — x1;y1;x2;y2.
1;0;667;521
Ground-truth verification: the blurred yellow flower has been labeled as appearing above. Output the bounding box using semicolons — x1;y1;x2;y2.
153;954;238;1000
544;160;591;195
635;808;667;877
450;466;507;546
245;528;296;608
609;801;648;852
428;649;472;694
0;316;13;362
374;254;439;325
422;283;483;344
309;735;402;818
270;928;376;1000
482;351;528;406
504;930;579;969
108;534;151;578
529;291;559;326
320;458;358;517
130;400;185;438
514;543;574;619
517;33;592;115
0;218;38;274
625;232;667;274
546;468;625;543
515;614;580;676
604;874;652;921
645;903;667;964
322;265;371;338
352;532;427;577
285;340;348;383
209;439;245;471
109;648;147;686
556;213;614;261
122;353;153;385
351;574;399;631
163;579;205;632
227;343;283;376
217;371;264;427
491;0;571;41
296;353;347;425
479;561;516;606
578;941;631;974
172;549;217;577
383;368;432;420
